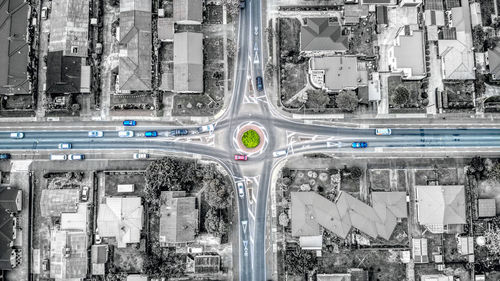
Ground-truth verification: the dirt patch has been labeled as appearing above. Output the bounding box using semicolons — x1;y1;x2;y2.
369;169;390;191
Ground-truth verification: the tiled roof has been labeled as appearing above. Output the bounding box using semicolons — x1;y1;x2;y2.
300;18;348;52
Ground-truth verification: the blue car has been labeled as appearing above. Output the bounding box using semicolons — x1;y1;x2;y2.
123;120;136;126
256;76;264;92
145;131;158;137
352;142;367;148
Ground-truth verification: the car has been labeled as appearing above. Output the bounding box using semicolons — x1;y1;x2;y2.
69;154;84;160
272;150;287;157
81;186;89;201
145;131;158;137
10;132;24;139
64;247;71;258
351;142;368;148
0;153;10;160
118;131;134;138
198;124;215;133
123;120;136;126
237;182;245;198
240;0;245;8
170;129;189;136
256;76;264;91
50;154;67;160
58;143;72;149
95;233;102;244
88;131;103;137
41;7;48;20
133;153;149;159
375;128;392;136
234;154;248;161
244;247;248;257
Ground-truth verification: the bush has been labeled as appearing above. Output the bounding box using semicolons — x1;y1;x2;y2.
392;86;410;105
242;129;260;148
335;91;359;112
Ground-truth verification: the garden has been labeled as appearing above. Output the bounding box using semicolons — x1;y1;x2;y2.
242;129;260;148
388;76;427;114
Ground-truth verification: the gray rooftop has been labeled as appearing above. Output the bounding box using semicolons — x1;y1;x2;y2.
159;191;198;244
300;18;348;52
393;30;426;78
40;189;79;217
174;0;203;24
310;56;367;91
173;32;204;93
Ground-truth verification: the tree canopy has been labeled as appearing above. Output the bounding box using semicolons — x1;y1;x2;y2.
305;89;330;112
392;87;410;106
204;208;229;238
335;91;359;112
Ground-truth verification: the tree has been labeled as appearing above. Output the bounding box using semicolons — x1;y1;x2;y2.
484;229;500;257
335;91;359;112
349;166;362;179
469;156;485;174
489;161;500;182
204;208;228;238
392;87;410;106
285;247;316;276
203;164;232;208
279;212;289;227
305;89;330;113
142;251;185;278
145;158;197;202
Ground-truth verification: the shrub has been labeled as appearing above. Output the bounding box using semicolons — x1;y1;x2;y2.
242;129;260;148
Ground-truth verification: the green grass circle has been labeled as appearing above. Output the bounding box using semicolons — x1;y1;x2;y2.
242;129;260;148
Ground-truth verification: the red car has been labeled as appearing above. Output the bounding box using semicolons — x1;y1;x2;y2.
234;155;248;161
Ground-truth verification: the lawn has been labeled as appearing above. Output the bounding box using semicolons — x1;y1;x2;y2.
172;94;221;116
104;171;146;197
443;82;475;113
369;169;390;191
112;246;144;273
388;76;426;114
347;15;376;56
280;61;308;108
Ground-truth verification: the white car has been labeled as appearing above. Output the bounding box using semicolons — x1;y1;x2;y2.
10;132;24;139
133;153;149;159
272;150;287;158
88;131;103;137
58;143;72;149
118;131;134;138
81;186;89;201
375;128;392;135
237;182;245;198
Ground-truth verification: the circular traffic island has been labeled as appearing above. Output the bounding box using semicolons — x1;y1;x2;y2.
242;129;260;148
236;123;266;154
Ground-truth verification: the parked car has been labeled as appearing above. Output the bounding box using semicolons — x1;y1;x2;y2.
237;182;245;198
234;155;248;161
58;143;72;149
145;131;158;137
170;129;189;136
351;142;368;148
133;153;149;159
69;154;84;160
118;131;134;138
123;120;136;126
81;186;89;201
375;128;392;135
240;0;245;8
0;153;10;160
88;131;103;137
10;132;24;139
42;259;49;271
256;76;264;91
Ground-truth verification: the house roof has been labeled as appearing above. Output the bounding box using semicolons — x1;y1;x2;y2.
40;189;79;217
159;191;198;244
393;30;426;78
46;51;85;94
0;0;29;95
50;230;88;279
173;32;203;93
415;185;466;227
119;0;152;92
412;238;429;263
310;56;367;91
91;244;109;264
174;0;203;24
299;235;323;250
194;255;220;274
488;47;500;78
97;197;143;248
61;203;88;231
48;0;89;57
0;211;13;270
478;198;496;217
424;10;445;26
0;186;21;212
158;18;174;41
376;6;388;24
317;274;352;281
300;18;348;52
425;0;444;10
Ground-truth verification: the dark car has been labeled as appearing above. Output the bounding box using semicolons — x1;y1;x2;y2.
170;129;189;136
145;131;158;137
256;76;264;91
351;142;368;148
0;153;10;160
240;0;245;8
123;120;136;126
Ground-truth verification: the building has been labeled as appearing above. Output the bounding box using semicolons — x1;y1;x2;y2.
415;185;466;233
61;203;88;231
48;0;90;57
97;197;143;248
0;186;22;213
186;255;220;274
117;184;135;193
300;18;348;53
412;238;429;263
174;0;203;24
309;56;368;92
361;0;397;5
437;0;475;80
421;275;453;281
488;47;500;80
317;269;368;281
159;191;198;245
388;28;426;79
118;0;152;92
40;189;80;217
158;18;174;41
291;191;407;241
424;10;445;26
477;198;496;217
0;0;29;95
173;32;203;93
0;186;22;270
343;4;369;25
46;51;91;94
91;244;108;275
127;274;148;281
50;230;88;280
400;0;422;6
470;2;482;26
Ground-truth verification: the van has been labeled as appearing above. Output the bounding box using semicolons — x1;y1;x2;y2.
50;154;67;160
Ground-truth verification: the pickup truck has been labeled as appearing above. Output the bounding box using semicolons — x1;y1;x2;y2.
170;129;189;136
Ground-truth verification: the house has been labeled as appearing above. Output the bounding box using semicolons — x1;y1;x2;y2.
174;0;203;24
415;185;466;233
40;189;80;217
173;32;204;93
424;10;445;26
0;186;22;213
0;0;29;95
291;191;407;241
488;47;500;80
437;0;475;80
388;28;426;79
61;203;88;232
309;56;368;92
91;244;108;275
50;230;88;280
159;191;198;245
46;51;91;94
97;197;143;248
343;4;369;25
48;0;90;57
118;0;152;92
477;198;496;217
470;2;482;27
0;187;22;271
300;18;348;53
158;18;174;41
186;255;220;274
412;238;429;263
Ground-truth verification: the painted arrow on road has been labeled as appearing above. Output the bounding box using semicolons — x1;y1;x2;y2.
241;220;248;234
